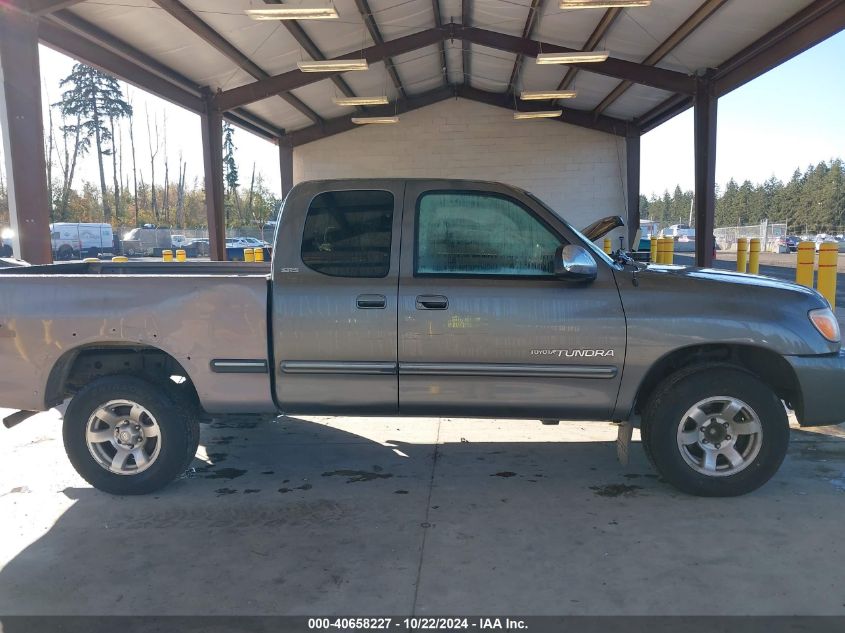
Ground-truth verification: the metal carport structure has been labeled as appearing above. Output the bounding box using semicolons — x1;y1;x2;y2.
1;0;843;264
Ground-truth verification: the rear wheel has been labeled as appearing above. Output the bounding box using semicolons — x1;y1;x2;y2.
63;376;198;495
643;365;789;497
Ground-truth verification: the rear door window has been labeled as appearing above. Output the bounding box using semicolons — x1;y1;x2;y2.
301;190;394;278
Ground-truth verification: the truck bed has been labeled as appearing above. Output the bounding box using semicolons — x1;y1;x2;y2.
0;264;275;414
0;260;271;276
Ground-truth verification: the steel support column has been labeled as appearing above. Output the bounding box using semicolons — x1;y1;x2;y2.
278;140;293;199
0;10;53;263
625;127;640;250
200;100;226;261
694;75;717;267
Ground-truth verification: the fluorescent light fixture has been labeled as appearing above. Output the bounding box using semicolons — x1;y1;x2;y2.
560;0;651;8
246;4;339;20
513;110;563;120
520;90;578;100
297;59;369;72
333;95;390;106
536;51;610;64
351;116;399;124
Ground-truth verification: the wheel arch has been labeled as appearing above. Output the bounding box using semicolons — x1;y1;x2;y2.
45;343;202;415
631;343;802;421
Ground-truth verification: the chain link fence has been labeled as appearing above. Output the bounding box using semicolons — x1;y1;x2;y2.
714;221;788;252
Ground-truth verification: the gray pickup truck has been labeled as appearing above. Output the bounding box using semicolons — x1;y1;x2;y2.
1;179;843;497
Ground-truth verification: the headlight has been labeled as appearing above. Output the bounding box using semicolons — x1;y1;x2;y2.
809;307;840;343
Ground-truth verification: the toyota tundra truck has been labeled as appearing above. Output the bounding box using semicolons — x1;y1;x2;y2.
1;179;843;497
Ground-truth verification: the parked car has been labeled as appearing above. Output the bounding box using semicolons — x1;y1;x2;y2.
813;234;845;252
0;179;843;498
51;222;115;260
188;238;210;257
121;227;173;257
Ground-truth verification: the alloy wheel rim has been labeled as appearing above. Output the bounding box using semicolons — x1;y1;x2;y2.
676;396;763;477
85;399;161;475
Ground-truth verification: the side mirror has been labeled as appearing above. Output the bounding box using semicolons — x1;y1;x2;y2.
554;244;597;282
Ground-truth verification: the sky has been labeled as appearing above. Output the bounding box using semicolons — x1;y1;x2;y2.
1;30;843;201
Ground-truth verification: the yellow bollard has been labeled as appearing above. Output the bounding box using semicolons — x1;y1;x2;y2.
649;237;657;264
666;237;674;264
657;237;666;264
817;242;838;309
176;249;186;262
162;249;173;262
748;238;761;275
254;246;265;262
82;257;100;263
603;238;612;255
111;256;128;262
736;238;748;273
795;241;815;288
244;247;255;263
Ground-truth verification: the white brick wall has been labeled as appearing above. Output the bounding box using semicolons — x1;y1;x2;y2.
294;98;630;243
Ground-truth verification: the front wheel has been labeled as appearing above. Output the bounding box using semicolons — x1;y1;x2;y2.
642;366;789;497
63;376;199;495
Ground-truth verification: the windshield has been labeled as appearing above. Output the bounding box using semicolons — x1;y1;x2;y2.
523;192;618;267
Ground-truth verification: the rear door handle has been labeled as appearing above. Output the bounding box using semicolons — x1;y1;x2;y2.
416;295;449;310
356;294;386;309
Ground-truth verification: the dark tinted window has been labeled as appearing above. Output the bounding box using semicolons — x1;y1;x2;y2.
301;190;394;278
416;192;561;276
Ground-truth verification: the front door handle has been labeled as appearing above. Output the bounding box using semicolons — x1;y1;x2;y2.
416;295;449;310
356;294;386;309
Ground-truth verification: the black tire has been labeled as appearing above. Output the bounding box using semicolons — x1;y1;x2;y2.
639;417;655;467
63;376;196;495
643;365;789;497
56;245;73;261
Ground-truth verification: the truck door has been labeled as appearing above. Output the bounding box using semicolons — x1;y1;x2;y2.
272;181;404;414
398;181;626;420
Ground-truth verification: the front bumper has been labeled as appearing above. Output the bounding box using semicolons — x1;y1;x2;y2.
785;350;845;426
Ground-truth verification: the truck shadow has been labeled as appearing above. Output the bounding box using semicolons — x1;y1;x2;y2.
0;415;844;618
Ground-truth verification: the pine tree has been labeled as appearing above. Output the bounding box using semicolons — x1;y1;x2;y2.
57;64;132;223
222;122;240;225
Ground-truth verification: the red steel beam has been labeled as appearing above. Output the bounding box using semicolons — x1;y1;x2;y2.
0;9;53;263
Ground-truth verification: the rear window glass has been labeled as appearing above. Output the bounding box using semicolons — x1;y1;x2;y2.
301;190;394;278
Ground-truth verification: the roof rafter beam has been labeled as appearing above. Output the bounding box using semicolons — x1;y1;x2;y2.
457;85;631;136
556;8;621;93
263;0;361;105
27;0;84;15
713;0;845;96
432;0;448;86
593;0;729;116
217;24;695;110
288;85;455;146
287;83;633;146
507;0;546;94
637;0;845;132
462;0;472;84
354;0;406;97
214;26;449;110
459;26;695;94
42;12;283;140
151;0;323;124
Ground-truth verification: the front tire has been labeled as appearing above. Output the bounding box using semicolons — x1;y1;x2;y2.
63;376;198;495
643;365;789;497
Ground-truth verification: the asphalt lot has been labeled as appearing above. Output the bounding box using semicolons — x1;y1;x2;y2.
1;407;844;616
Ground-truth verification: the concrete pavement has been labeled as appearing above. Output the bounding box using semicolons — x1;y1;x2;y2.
1;409;844;615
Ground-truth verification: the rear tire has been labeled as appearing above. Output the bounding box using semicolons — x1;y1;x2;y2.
643;365;789;497
63;376;197;495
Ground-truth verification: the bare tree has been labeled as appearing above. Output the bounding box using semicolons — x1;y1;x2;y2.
145;106;160;221
176;153;187;229
109;115;120;221
56;110;89;222
162;113;169;224
246;162;256;224
128;97;139;226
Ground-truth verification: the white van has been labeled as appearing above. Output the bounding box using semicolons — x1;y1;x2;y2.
51;223;115;260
